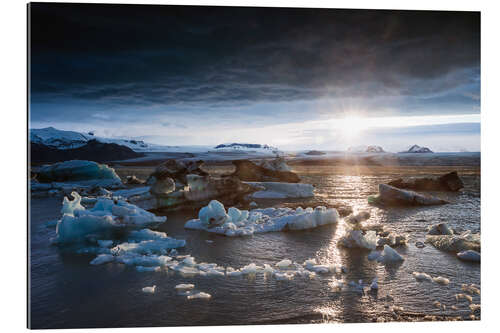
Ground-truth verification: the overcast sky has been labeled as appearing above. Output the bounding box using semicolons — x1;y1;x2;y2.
29;3;480;151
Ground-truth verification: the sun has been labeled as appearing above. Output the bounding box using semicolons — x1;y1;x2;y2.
337;115;368;141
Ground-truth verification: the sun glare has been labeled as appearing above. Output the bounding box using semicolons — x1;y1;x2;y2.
336;115;368;141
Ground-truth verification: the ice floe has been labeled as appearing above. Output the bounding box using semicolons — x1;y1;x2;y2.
457;250;480;262
187;292;211;300
185;200;339;236
175;283;195;291
54;192;167;243
376;245;404;263
142;285;156;294
36;160;123;188
432;276;450;285
412;272;433;282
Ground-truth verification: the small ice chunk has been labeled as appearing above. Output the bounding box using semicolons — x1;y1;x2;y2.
175;283;195;291
198;200;228;226
276;259;293;268
182;256;196;266
457;250;480;262
469;304;480;312
90;254;115;265
377;245;404;263
274;272;294;281
187;292;211;300
370;277;378;290
412;272;433;282
142;285;156;293
455;293;473;303
432;276;450;285
367;251;380;261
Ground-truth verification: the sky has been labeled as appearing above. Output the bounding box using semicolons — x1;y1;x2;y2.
29;3;480;152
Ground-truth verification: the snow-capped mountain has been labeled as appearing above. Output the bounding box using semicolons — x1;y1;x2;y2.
347;145;385;153
213;143;282;155
401;145;434;153
30;127;179;152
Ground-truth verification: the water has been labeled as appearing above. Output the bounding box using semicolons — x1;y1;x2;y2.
29;166;480;328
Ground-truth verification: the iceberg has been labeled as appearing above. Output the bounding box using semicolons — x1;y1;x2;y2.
185;200;339;236
376;245;404;263
247;182;315;199
37;160;123;185
340;229;378;250
369;184;448;206
54;192;167;243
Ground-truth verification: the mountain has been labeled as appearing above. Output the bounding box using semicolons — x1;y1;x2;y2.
347;145;385;153
213;143;281;155
30;127;175;152
30;140;144;164
401;145;434;153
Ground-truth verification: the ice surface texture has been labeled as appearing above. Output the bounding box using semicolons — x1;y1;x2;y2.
54;192;167;243
185;200;339;236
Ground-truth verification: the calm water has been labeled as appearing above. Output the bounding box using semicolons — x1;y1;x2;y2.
29;166;480;328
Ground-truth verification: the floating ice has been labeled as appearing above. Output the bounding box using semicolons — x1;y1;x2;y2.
469;304;480;312
457;250;480;262
175;284;195;291
38;160;123;185
376;245;404;263
142;285;156;294
412;272;433;282
185;201;339;236
199;200;228;226
340;229;378;250
370;277;378;290
54;192;167;243
276;259;293;269
455;293;473;303
432;276;450;285
90;254;115;265
274;272;294;281
426;231;480;253
461;284;480;295
187;292;211;300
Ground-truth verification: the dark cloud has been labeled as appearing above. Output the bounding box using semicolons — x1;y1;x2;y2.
29;3;480;111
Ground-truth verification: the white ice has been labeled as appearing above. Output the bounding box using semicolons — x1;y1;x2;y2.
142;285;156;294
187;292;211;300
54;192;167;243
185;200;339;236
376;245;404;263
175;284;195;291
432;276;450;285
412;272;433;282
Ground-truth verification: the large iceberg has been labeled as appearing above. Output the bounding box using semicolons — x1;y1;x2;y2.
185;200;339;236
369;184;448;206
54;192;167;243
37;160;122;185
